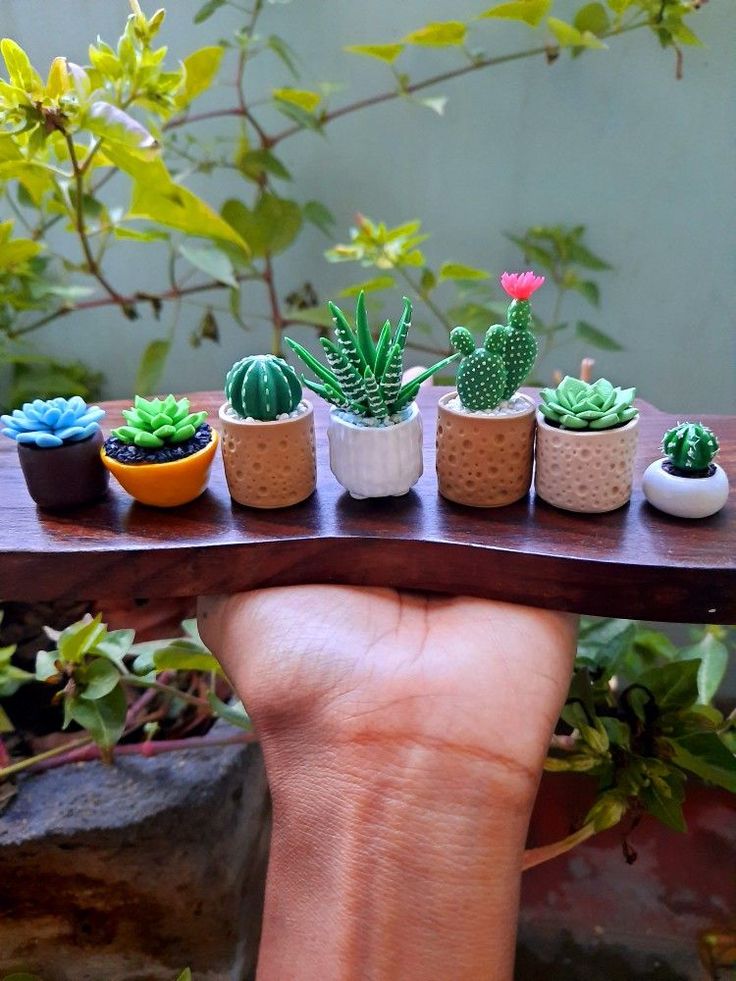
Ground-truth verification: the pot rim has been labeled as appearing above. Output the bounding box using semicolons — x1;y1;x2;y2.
647;457;726;481
329;400;419;431
535;409;639;437
438;390;535;420
101;427;218;473
218;399;313;428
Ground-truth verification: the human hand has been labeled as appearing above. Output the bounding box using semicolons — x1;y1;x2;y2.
199;587;577;980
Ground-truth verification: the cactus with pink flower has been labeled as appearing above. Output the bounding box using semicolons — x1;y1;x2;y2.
450;271;544;410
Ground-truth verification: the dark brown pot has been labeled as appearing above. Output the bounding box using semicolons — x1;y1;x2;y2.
17;430;109;510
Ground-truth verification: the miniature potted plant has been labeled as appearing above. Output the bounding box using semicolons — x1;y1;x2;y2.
219;354;316;508
535;376;639;513
1;396;108;509
642;422;729;518
101;394;218;507
436;271;543;507
285;292;458;499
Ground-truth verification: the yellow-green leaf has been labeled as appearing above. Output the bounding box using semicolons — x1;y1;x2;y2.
548;17;606;48
0;238;42;270
670;22;702;46
176;45;223;108
272;87;321;113
45;56;70;99
135;339;171;395
221;194;302;258
573;2;610;35
84;102;159;157
403;21;467;47
344;43;405;63
339;276;395;297
478;0;551;27
439;262;490;282
1;39;42;92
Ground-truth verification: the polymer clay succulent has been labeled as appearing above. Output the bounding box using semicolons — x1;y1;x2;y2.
101;394;217;507
538;376;639;430
285;292;458;421
225;354;302;421
642;421;729;519
2;396;108;509
662;421;719;473
450;271;544;411
2;396;104;447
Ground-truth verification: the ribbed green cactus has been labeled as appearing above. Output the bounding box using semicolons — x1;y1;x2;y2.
112;395;207;448
285;292;459;421
539;376;638;430
662;422;719;473
226;354;302;421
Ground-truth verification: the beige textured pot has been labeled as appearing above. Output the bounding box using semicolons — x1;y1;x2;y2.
436;392;536;507
534;411;639;513
218;401;316;508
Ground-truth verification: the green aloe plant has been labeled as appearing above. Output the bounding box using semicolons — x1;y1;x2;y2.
285;292;458;421
112;394;207;448
539;376;638;431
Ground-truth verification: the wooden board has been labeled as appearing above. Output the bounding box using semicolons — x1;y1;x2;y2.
1;388;733;622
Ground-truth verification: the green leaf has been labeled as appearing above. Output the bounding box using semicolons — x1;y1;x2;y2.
339;276;395;297
152;641;223;674
66;686;127;749
113;226;170;243
1;39;42;91
57;614;106;664
478;0;551;26
135;340;171;396
272;87;321;113
206;692;252;731
575;321;623;351
179;244;237;288
193;0;227;23
667;734;736;793
237;147;292;183
679;633;729;705
638;659;701;714
439;262;490;282
35;649;61;684
639;768;686;832
303;200;335;235
84;102;158;157
548;17;606;48
95;629;135;668
176;46;224;107
404;21;467;46
176;971;193;981
573;3;611;36
568;240;612;269
267;35;300;78
0;703;14;733
344;44;405;63
79;658;121;701
221;194;302;258
572;279;600;306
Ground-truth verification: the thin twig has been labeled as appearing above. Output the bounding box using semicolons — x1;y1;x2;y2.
522;822;597;871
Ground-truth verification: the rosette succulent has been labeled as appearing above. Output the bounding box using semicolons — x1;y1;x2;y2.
662;422;719;473
1;396;104;448
285;291;459;421
226;355;302;421
539;376;638;431
111;395;207;449
451;271;544;411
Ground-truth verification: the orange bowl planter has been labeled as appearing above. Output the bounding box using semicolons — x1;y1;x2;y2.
101;429;218;507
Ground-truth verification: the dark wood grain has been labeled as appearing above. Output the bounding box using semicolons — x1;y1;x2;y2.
1;388;733;622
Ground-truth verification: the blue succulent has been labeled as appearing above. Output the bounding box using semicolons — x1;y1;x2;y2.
1;396;105;448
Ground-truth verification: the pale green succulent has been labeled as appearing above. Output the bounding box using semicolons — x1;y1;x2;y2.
539;376;638;431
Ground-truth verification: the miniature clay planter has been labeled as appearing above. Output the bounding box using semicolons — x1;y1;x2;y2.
328;402;423;500
101;430;219;508
642;460;729;519
17;430;109;509
219;401;316;509
436;392;536;507
534;412;639;513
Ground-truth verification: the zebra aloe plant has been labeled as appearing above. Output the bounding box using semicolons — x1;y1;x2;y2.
285;292;458;422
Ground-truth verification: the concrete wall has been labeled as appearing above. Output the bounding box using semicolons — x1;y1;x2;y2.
2;0;734;413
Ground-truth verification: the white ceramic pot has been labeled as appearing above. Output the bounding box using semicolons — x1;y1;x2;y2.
534;412;639;513
642;459;729;519
327;402;423;499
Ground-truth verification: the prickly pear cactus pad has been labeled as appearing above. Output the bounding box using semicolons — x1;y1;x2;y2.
2;396;104;448
285;291;459;422
662;421;719;474
105;395;210;464
539;376;638;431
451;271;544;411
225;354;303;421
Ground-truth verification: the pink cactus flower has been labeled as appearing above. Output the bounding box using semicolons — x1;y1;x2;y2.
500;270;545;300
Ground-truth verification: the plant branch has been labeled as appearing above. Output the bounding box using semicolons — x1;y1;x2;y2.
122;675;211;708
0;735;92;779
394;266;453;334
522;822;597;871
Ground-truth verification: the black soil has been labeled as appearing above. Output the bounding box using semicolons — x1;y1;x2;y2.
104;424;212;464
662;460;716;479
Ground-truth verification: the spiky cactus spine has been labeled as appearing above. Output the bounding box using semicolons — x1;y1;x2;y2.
226;354;302;421
662;422;719;473
450;326;507;411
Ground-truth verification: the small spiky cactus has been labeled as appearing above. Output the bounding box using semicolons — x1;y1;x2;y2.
285;292;459;421
662;422;719;473
112;395;207;448
451;271;544;411
226;355;302;421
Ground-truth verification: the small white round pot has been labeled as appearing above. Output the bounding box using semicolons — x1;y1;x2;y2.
642;459;729;519
327;402;423;499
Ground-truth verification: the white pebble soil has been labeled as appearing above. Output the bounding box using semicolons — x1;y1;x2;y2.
224;400;310;423
333;405;413;428
447;394;530;416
